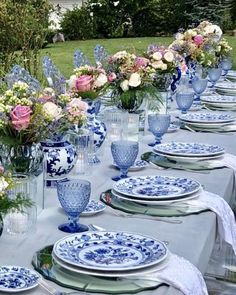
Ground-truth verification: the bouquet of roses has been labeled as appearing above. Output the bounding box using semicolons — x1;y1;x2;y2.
107;50;160;112
68;65;109;100
0;166;32;215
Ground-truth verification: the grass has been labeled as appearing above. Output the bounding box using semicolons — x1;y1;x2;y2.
40;36;236;78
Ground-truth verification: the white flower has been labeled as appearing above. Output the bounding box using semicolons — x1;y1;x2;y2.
68;75;77;89
94;73;108;88
152;52;162;61
113;51;128;60
120;80;129;92
43;102;62;120
164;51;174;63
151;61;167;71
113;1;119;6
0;176;9;193
175;33;184;40
128;73;141;87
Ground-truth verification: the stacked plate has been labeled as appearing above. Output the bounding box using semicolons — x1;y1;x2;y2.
153;142;225;164
201;95;236;111
111;175;202;205
52;231;169;278
179;112;235;132
227;70;236;81
215;81;236;96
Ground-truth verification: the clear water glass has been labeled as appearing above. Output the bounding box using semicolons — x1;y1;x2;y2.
176;92;194;114
111;140;139;181
148;114;170;146
208;68;222;88
104;109;125;142
57;179;91;233
192;78;208;101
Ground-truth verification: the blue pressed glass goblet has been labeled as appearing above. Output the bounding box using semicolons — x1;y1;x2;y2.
176;93;194;114
208;68;222;88
148;114;170;146
220;59;233;80
111;140;139;181
192;78;208;101
57;179;91;233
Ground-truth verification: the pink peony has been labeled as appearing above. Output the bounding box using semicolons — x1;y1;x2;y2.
75;75;93;92
108;72;117;82
10;105;32;131
193;35;204;46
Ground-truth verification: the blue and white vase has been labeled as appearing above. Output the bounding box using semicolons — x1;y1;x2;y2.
41;135;77;187
84;99;106;164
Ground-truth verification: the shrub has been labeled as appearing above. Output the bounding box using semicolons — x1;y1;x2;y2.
60;6;95;40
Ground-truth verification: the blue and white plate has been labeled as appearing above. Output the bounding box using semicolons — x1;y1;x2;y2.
53;231;168;272
179;112;235;124
167;123;179;133
113;160;148;171
201;95;236;104
113;175;201;200
215;82;236;95
81;200;106;216
154;142;224;157
0;266;39;293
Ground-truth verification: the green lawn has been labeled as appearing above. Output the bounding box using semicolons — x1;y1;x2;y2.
40;36;236;78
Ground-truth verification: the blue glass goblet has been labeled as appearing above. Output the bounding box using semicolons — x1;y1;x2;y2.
111;140;139;181
208;68;222;88
220;59;233;80
192;78;208;101
57;179;91;233
148;114;170;146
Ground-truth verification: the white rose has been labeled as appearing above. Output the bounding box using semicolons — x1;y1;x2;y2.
175;33;184;40
152;52;162;61
43;102;62;119
128;73;141;87
94;73;108;88
164;51;174;63
0;177;9;193
113;50;128;59
43;87;55;96
160;63;168;71
151;61;164;69
120;80;129;92
68;75;77;89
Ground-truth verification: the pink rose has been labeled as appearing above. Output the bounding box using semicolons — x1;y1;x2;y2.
193;35;204;46
135;57;149;68
75;75;93;92
108;72;117;82
10;105;32;131
68;98;88;112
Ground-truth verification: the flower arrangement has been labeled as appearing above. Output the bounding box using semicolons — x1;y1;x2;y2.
169;21;229;68
0;167;32;215
107;50;160;112
0;82;56;146
68;65;108;100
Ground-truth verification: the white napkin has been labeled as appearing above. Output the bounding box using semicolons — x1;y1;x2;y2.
150;253;208;295
208;153;236;171
180;190;236;255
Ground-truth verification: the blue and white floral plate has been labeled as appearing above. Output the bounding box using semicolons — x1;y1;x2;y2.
215;82;236;95
81;200;106;216
167;123;179;133
113;175;201;200
179;112;235;124
113;160;148;171
53;231;168;272
154;142;225;157
0;266;39;293
201;95;236;104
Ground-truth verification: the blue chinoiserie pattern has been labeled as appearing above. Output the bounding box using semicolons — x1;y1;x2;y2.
41;137;77;187
179;113;235;123
0;266;39;292
53;231;168;271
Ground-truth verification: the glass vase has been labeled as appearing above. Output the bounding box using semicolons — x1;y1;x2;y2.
0;143;43;176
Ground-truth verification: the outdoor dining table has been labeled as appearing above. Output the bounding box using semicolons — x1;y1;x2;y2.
0;114;235;295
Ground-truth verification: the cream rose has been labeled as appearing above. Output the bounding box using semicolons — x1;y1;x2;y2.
152;52;162;61
151;61;164;69
68;75;77;89
120;80;129;92
94;73;108;88
164;51;174;63
0;176;9;194
113;51;128;59
43;102;62;120
128;73;141;87
175;33;184;40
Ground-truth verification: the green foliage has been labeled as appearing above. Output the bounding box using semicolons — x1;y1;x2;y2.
0;192;33;215
60;6;95;40
0;0;52;78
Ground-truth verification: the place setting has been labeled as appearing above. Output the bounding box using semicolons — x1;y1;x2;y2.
178;112;236;133
201;94;236;111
